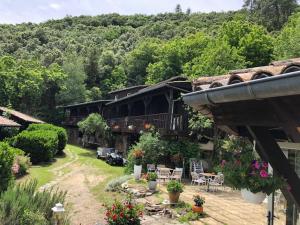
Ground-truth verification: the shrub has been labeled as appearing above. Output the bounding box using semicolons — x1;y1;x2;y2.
0;142;15;192
104;195;143;225
12;155;31;177
0;179;68;225
27;123;67;154
167;180;184;193
105;175;132;192
11;130;58;164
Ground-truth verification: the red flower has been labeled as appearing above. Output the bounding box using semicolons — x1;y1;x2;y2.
127;204;133;209
120;212;124;218
112;214;117;221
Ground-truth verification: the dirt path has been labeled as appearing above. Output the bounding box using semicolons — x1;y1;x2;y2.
40;147;107;225
57;165;105;225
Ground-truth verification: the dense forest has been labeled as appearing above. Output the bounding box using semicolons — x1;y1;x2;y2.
0;0;299;122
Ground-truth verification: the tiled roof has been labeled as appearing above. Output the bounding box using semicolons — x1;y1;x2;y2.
193;58;300;90
0;116;21;127
0;107;44;124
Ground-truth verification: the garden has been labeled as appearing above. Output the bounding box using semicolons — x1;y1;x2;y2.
0;119;287;225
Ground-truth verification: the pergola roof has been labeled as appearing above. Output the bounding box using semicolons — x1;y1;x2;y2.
0;116;21;127
183;58;300;210
58;99;113;109
0;107;44;124
107;76;191;106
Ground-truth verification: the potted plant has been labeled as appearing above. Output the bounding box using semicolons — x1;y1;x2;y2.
132;149;144;180
167;180;184;204
220;151;283;204
146;172;158;191
192;195;205;213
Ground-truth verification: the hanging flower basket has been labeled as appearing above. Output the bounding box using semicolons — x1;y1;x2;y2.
241;189;266;204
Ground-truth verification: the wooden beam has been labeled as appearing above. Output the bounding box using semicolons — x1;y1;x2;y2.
247;126;300;208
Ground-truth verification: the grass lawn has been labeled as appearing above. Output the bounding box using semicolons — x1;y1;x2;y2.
17;147;75;187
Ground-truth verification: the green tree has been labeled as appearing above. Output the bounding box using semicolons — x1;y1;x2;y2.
275;12;300;59
125;39;161;85
243;0;298;31
57;53;87;105
184;39;246;77
219;20;274;67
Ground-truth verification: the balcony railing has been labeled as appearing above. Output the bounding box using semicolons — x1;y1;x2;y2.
107;113;188;134
62;116;86;126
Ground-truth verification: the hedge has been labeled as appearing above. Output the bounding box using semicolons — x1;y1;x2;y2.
27;124;67;154
0;142;15;192
12;130;58;164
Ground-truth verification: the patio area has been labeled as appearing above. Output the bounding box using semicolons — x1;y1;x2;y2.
132;181;287;225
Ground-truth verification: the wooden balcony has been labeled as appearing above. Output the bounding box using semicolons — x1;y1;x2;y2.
62;116;86;126
107;113;188;135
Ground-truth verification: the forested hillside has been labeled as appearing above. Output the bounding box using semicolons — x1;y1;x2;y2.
0;1;299;121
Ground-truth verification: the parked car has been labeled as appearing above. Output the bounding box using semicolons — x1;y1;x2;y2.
106;152;126;166
97;147;115;159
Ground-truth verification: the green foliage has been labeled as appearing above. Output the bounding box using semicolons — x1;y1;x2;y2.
184;39;246;77
218;151;283;194
11;130;59;164
13;155;31;177
146;172;158;181
57;53;87;105
243;0;298;31
125;132;165;173
275;12;300;59
193;195;205;207
0;179;69;225
188;108;213;140
178;211;203;223
0;142;15;192
105;175;132;192
219;20;274;67
27;123;67;153
167;180;184;193
78;113;111;140
125;131;201;174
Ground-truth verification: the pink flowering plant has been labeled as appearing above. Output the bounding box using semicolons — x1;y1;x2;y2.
219;151;283;195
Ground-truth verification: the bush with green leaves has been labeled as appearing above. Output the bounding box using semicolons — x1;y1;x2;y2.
105;175;132;192
0;142;16;192
0;179;69;225
125;131;201;174
11;130;59;164
27;123;67;154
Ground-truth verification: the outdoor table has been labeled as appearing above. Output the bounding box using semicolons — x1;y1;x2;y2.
199;173;217;192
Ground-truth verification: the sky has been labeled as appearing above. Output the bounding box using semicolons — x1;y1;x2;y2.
0;0;244;24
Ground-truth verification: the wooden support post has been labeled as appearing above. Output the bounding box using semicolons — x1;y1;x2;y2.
144;97;152;115
127;103;132;117
165;89;174;130
247;126;300;209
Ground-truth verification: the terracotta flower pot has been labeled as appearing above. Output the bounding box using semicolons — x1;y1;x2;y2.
192;205;203;213
168;192;180;204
